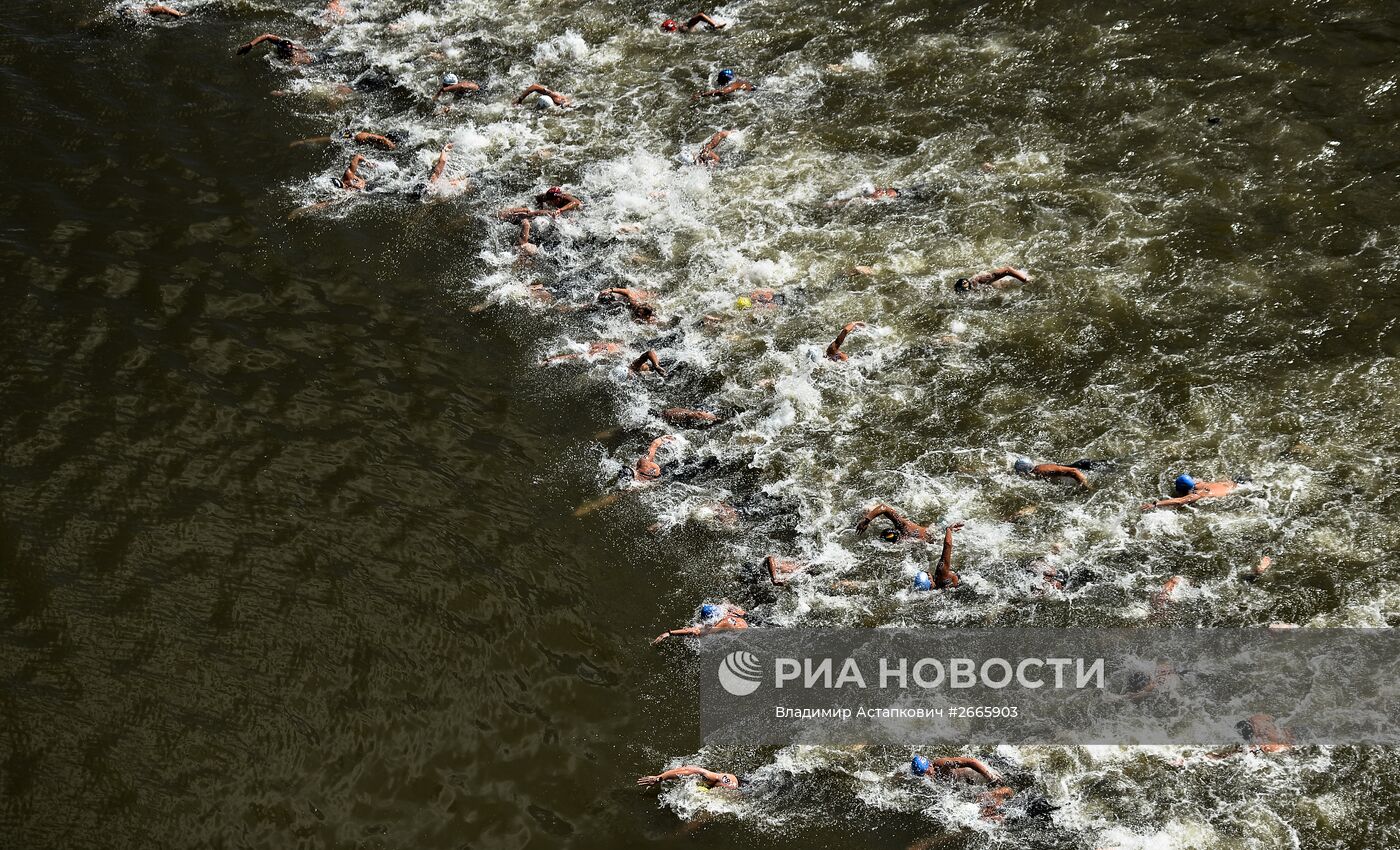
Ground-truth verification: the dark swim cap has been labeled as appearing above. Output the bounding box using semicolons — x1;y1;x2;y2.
954;278;971;292
880;528;901;543
716;68;737;85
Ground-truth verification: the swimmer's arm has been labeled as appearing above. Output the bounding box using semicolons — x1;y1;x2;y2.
289;136;334;148
549;194;582;214
652;626;702;644
765;555;786;586
933;756;1001;782
936;523;964;584
826;321;865;359
1141;493;1203;511
643;435;674;462
145;5;185;17
516;84;569;106
428;144;452;183
1039;464;1089;489
855;503;906;534
629;350;667;376
237;33;289;54
987;266;1029;286
353;132;396;150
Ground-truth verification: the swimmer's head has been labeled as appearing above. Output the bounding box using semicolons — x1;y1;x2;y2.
1014;456;1034;475
1173;474;1197;496
545;186;563;198
954;278;971;292
913;571;932;591
911;754;931;775
1236;718;1255;741
716;68;737;86
700;603;718;621
441;73;459;87
661;18;678;32
879;528;901;543
536;94;554;109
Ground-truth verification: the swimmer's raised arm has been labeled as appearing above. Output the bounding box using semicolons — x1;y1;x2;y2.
428;143;452;183
661;407;719;426
697;130;730;166
340;154;369;191
955;266;1030;292
434;80;480;102
931;756;1000;782
236;33;291;54
825;321;865;361
934;523;963;589
856;503;922;538
353;131;396;150
144;4;185;17
515;84;571;107
629;350;667;376
682;13;726;31
635;435;675;481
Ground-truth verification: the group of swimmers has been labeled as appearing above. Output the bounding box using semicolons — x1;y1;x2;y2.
131;1;1286;830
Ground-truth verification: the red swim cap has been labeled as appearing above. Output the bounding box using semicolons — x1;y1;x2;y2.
661;19;678;32
546;186;562;196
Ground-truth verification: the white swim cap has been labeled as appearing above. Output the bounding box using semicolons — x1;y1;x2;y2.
537;94;554;109
442;73;459;86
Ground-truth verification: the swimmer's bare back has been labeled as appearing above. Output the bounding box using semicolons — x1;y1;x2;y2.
661;408;719;427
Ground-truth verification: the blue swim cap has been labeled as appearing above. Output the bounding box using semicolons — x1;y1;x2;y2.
716;68;736;85
442;73;459;87
912;755;931;775
1173;474;1197;496
913;571;932;591
700;604;718;620
1014;457;1034;474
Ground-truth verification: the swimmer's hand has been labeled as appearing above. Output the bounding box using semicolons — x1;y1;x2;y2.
650;632;671;646
637;775;663;786
945;522;965;533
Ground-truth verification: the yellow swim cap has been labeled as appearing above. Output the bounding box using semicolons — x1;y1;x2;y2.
736;296;752;309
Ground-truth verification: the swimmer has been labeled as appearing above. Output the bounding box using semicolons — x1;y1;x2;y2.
543;341;623;365
652;602;747;644
433;73;480;103
912;523;963;590
1012;457;1090;490
824;187;902;207
748;288;785;307
696;130;730;166
338;154;370;190
598;287;658;323
855;503;930;542
1209;713;1292;757
629;350;667;377
661;13;727;33
637;765;739;790
634;435;676;481
954;266;1029;293
536;186;582;215
661;408;720;427
1141;474;1241;511
825;321;866;361
140;4;185;17
694;68;756;99
236;33;314;65
1026;544;1070;590
514;83;572;108
764;554;806;586
1153;575;1187;609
